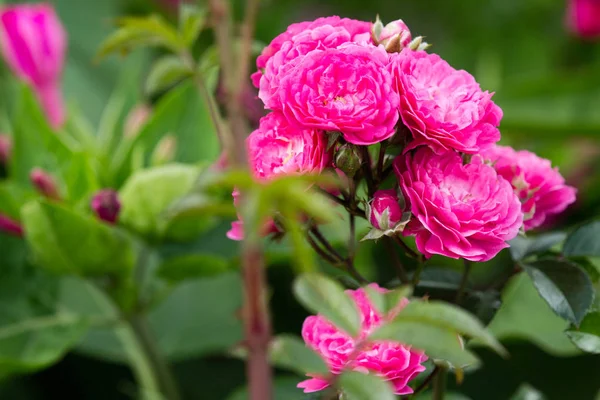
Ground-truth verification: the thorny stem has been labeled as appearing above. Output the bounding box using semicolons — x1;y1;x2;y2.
376;141;388;183
208;1;272;400
384;237;409;284
359;146;376;196
393;235;420;260
306;234;342;265
455;259;473;305
432;366;447;400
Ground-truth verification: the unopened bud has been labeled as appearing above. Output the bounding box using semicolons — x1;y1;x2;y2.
408;36;430;51
30;168;61;200
334;143;362;178
380;19;412;52
0;213;23;237
0;135;11;166
91;189;121;224
371;15;385;44
151;134;177;165
124;104;151;139
362;189;411;241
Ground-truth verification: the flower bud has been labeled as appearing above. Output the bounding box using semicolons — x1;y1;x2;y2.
334;143;362;178
124;104;151;139
30;168;61;201
367;189;404;230
151;134;177;166
371;15;385;44
567;0;600;39
408;36;430;51
0;135;11;178
0;213;23;237
91;189;121;224
380;19;412;52
0;4;67;128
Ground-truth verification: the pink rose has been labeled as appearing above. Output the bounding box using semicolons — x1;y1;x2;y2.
299;284;427;395
394;148;522;262
368;189;404;230
252;16;371;88
279;44;399;145
227;112;331;240
390;49;502;155
0;4;67;128
567;0;600;38
481;145;577;231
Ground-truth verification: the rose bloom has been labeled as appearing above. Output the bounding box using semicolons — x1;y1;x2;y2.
279;44;399;145
0;4;67;128
567;0;600;38
252;16;371;88
394;148;522;262
299;284;427;395
227;112;331;240
481;145;577;231
390;49;502;155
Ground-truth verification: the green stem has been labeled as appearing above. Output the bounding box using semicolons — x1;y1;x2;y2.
432;366;447;400
129;316;182;400
455;259;473;305
411;261;425;286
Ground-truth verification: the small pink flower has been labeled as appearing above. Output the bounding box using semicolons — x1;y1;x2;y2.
394;148;522;262
481;145;577;231
567;0;600;39
227;112;331;240
279;44;399;145
91;189;121;224
368;189;404;231
390;49;502;154
252;16;371;88
30;167;61;201
299;284;427;395
0;4;67;128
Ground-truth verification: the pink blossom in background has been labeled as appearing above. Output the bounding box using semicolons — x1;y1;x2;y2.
0;213;23;237
252;16;371;88
30;167;61;201
368;189;404;230
0;4;67;128
91;189;121;224
481;145;577;231
0;134;11;166
227;112;331;240
394;148;522;262
299;284;427;395
390;49;502;155
279;44;399;145
567;0;600;38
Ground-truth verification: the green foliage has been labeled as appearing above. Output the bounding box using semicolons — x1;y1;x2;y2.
157;253;231;282
565;311;600;354
145;55;193;97
293;273;361;337
563;220;600;258
339;371;396;400
226;377;309;400
21;200;136;276
522;259;594;326
268;334;328;376
509;232;566;261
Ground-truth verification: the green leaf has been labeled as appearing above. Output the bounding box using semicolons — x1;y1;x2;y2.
392;300;507;357
96;15;183;60
145;55;193;96
509;232;566;261
293;273;361;337
21;200;136;275
565;311;600;354
563;221;600;258
268;334;328;376
523;259;594;325
487;273;580;356
370;321;479;368
339;371;395;400
0;313;88;376
119;164;213;240
157;253;231;282
111;81;219;187
226;377;308;400
179;4;206;47
510;384;545;400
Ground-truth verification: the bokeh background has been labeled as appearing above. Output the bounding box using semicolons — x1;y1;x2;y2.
0;0;599;399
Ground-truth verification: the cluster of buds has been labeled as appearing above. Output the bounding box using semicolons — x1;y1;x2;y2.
371;16;429;53
363;189;411;241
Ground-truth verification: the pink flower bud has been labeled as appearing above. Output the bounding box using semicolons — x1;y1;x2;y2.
91;189;121;224
379;19;412;50
30;167;60;200
0;4;67;128
124;104;151;139
0;134;11;166
567;0;600;39
0;213;23;237
368;189;404;230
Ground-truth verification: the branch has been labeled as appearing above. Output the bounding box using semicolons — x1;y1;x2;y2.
384;237;409;284
454;259;472;305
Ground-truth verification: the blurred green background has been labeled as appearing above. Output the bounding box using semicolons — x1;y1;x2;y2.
0;0;599;399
